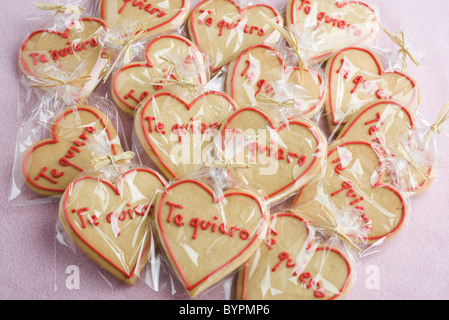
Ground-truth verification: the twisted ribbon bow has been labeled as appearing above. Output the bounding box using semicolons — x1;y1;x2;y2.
145;56;200;92
424;101;449;143
378;23;421;73
260;13;309;72
256;94;296;108
103;23;149;83
36;3;86;15
28;74;92;88
292;205;363;253
394;143;430;180
91;151;135;170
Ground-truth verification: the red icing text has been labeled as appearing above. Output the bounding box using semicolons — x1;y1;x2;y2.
197;10;267;37
164;201;251;241
297;0;364;37
330;158;372;233
119;0;167;17
29;38;99;69
267;226;326;298
34;126;96;185
241;59;275;97
71;203;152;235
336;58;393;99
247;140;307;166
145;116;220;144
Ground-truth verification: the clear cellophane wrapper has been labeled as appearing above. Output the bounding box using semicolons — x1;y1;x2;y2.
334;84;439;198
108;29;210;117
99;21;155;83
94;0;196;89
293;137;410;250
9;88;128;206
219;103;328;207
30;1;90;27
94;0;191;39
375;105;446;198
224;39;327;123
55;161;167;289
149;166;270;299
131;81;238;181
19;8;114;116
282;0;380;62
188;0;284;75
322;44;421;140
236;206;357;300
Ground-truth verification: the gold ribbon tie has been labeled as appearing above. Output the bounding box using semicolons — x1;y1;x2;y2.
260;13;308;71
146;56;200;92
424;101;449;143
91;151;135;170
256;94;296;108
36;3;86;15
379;23;420;73
205;151;250;185
395;143;429;179
28;74;92;88
103;23;148;83
292;205;362;253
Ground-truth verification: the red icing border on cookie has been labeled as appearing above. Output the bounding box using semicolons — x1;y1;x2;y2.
20;18;109;89
63;168;166;279
340;101;432;192
289;0;378;60
221;107;322;200
139;91;238;177
112;34;206;113
230;44;325;117
239;212;352;300
327;140;407;241
328;47;419;126
157;179;268;293
190;0;282;74
340;101;415;137
22;107;119;193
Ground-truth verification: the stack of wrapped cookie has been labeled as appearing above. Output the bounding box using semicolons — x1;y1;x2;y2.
11;0;448;300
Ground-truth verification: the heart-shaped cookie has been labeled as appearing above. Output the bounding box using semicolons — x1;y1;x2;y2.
21;105;122;197
324;47;420;132
286;0;379;61
237;212;353;300
338;101;434;196
155;179;269;298
188;0;283;74
100;0;189;36
111;34;208;116
134;91;238;179
295;139;407;244
221;107;327;205
226;44;326;118
19;18;111;99
60;167;166;284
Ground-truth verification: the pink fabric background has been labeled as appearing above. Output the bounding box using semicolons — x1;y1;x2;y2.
1;0;449;300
